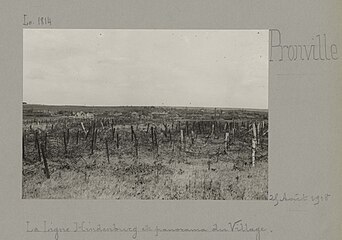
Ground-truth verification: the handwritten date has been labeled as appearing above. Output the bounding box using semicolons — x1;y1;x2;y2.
23;14;52;26
269;192;331;206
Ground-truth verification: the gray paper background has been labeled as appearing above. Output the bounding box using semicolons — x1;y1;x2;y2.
0;0;341;240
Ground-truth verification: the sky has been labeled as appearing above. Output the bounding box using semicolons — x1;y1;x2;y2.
23;29;268;109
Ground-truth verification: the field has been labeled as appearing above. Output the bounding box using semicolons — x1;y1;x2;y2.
22;104;268;200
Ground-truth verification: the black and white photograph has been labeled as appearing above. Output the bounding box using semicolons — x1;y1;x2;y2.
22;29;268;200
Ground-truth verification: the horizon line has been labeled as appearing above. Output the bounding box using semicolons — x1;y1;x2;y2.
23;102;268;111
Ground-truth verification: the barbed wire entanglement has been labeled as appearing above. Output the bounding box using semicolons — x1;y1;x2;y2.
22;115;268;200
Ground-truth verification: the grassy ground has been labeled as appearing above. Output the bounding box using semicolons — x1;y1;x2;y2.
23;143;268;200
23;112;268;200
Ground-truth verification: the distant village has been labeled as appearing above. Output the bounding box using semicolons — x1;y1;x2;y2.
23;102;267;122
23;109;205;122
23;103;184;121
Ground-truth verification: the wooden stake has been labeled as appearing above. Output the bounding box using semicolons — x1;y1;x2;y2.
34;131;39;149
211;123;215;136
251;123;257;166
131;125;134;142
151;126;154;146
163;123;168;138
76;130;79;145
224;132;229;153
94;129;98;145
116;133;119;149
180;129;184;149
105;138;110;163
85;128;90;140
191;130;195;145
252;122;257;140
66;128;70;144
252;138;257;167
224;122;228;132
256;122;260;145
80;122;86;134
44;132;47;152
40;143;50;179
90;129;94;154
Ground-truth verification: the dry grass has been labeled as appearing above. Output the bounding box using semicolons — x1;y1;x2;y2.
23;143;268;200
23;113;268;200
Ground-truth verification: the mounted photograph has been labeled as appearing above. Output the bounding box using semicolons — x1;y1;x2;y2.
22;29;269;200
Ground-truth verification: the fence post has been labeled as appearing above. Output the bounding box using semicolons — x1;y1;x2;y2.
151;126;154;146
66;128;70;144
34;130;39;149
211;123;215;136
131;125;134;142
252;122;257;139
76;130;79;145
90;128;94;154
40;143;50;179
191;130;195;145
94;129;98;146
81;122;86;135
252;122;257;167
257;122;260;145
44;132;48;152
85;128;90;140
224;132;229;153
116;133;119;149
252;138;257;167
163;123;168;138
105;138;110;163
180;129;184;150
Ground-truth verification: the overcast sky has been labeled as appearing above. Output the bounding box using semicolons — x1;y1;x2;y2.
23;29;268;109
